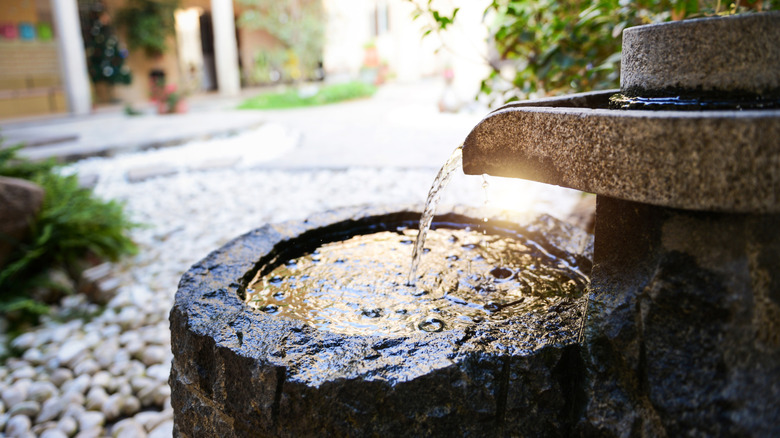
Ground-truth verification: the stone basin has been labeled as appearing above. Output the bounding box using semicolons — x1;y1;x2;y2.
170;206;594;437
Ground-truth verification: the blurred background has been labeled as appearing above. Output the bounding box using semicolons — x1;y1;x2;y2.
0;1;778;436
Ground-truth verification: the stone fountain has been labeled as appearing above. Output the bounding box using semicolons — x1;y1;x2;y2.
170;12;780;437
464;12;780;436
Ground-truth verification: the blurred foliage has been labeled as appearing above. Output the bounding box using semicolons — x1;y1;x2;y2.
115;0;179;57
81;1;132;85
0;145;137;328
238;81;376;109
238;0;325;83
408;0;780;104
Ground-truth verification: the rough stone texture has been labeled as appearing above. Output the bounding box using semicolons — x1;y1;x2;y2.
578;196;780;437
463;104;780;213
170;207;593;437
0;176;44;268
621;12;780;98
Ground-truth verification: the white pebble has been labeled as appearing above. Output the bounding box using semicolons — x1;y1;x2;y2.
101;394;122;421
72;359;99;376
5;414;32;437
61;374;90;396
28;381;58;403
120;395;141;417
76;410;104;432
90;371;111;390
74;426;103;438
112;418;147;438
40;429;68;438
10;333;38;350
50;368;74;388
56;340;89;369
21;348;44;365
145;363;170;382
37;397;66;423
56;416;78;436
8;400;40;418
147;419;173;438
10;365;36;381
141;345;167;367
2;381;29;407
85;387;108;411
133;411;165;432
31;421;58;436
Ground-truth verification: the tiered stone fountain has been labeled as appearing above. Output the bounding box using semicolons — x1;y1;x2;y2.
464;12;780;436
170;12;780;437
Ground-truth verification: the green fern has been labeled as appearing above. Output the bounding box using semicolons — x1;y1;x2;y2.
0;144;138;327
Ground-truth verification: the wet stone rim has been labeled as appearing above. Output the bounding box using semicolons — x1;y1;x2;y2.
173;206;592;385
170;206;593;435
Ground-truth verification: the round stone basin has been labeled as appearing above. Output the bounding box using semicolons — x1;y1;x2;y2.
170;206;593;436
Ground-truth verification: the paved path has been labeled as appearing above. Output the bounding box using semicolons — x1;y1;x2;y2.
0;80;485;169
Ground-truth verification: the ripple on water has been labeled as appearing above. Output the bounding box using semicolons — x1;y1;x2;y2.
245;227;588;336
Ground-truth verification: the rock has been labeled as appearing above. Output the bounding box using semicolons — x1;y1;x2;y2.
90;371;111;390
5;414;32;437
140;345;166;366
40;429;68;438
100;394;122;421
78;263;119;304
75;411;104;432
133;411;165;432
119;395;141;417
31;421;58;436
56;416;78;437
50;368;74;388
111;418;146;438
31;268;75;303
10;332;38;350
93;340;119;369
29;381;58;403
125;164;178;183
10;366;36;381
21;348;44;365
37;397;66;423
61;374;90;396
72;359;99;377
8;401;40;418
145;363;170;382
74;427;103;438
0;176;44;269
56;340;89;369
147;420;173;438
2;385;26;407
84;387;108;411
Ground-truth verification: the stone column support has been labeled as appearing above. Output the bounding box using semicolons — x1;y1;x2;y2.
51;0;91;115
211;0;241;96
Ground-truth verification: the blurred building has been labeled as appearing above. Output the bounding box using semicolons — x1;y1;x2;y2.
0;0;489;120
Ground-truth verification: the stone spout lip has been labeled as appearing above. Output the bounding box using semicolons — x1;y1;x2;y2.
462;92;780;214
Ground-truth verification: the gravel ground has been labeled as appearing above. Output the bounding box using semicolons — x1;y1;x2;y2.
0;124;583;437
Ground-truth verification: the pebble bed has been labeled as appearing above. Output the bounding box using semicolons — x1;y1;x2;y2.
0;126;582;437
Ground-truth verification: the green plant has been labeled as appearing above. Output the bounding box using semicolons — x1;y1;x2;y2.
408;0;780;104
0;145;138;328
238;0;325;82
115;0;179;57
237;81;376;110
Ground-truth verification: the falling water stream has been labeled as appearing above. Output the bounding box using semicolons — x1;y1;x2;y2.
407;145;463;285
